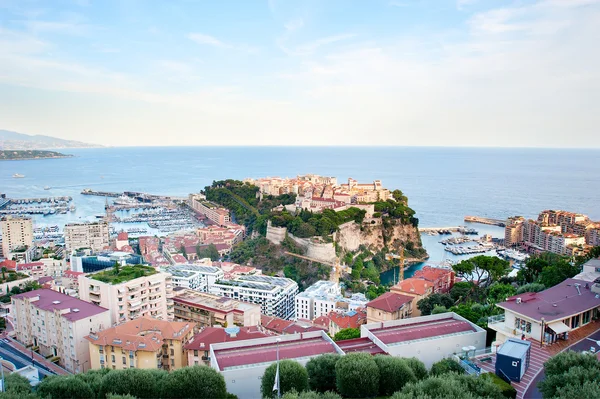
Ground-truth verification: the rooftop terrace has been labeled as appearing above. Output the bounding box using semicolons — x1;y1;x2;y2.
90;264;157;284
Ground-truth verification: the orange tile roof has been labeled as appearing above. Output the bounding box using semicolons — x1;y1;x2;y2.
86;317;195;352
366;292;414;313
391;278;431;295
328;309;367;329
413;266;453;282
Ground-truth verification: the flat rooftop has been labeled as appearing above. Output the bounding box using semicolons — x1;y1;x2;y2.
214;336;336;370
369;317;476;346
336;338;386;354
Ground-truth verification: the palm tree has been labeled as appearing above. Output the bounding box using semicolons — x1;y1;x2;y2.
1;267;6;281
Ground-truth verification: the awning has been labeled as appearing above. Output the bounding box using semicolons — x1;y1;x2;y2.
547;321;570;334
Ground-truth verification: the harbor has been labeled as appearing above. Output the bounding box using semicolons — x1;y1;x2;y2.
0;195;75;216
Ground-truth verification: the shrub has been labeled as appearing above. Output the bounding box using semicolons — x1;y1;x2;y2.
404;357;428;380
99;368;166;399
306;354;340;392
481;373;517;399
261;360;309;399
554;381;600;399
162;366;227;399
282;390;342;399
429;358;465;376
374;355;417;396
335;353;379;398
538;365;600;398
37;375;94;399
4;373;32;395
391;373;504;399
75;368;111;399
332;328;360;342
106;395;137;399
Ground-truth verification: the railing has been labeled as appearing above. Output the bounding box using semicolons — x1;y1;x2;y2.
488;314;505;324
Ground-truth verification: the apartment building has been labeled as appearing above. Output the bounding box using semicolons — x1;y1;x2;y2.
1;216;33;259
64;221;110;253
390;278;434;317
188;194;230;226
295;280;368;321
86;317;195;371
164;264;224;292
209;275;299;319
78;265;174;324
172;289;261;327
366;292;414;323
11;289;111;373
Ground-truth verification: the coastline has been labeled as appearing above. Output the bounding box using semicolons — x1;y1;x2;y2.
0;155;75;161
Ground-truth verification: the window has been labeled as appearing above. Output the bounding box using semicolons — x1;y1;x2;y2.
170;349;174;356
572;315;580;329
583;311;591;325
122;357;126;365
111;355;115;362
99;346;104;354
170;359;174;366
514;317;532;334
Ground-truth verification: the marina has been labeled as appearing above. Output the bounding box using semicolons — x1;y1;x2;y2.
444;243;496;255
0;195;75;216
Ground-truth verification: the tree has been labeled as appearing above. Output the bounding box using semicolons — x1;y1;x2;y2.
538;351;600;398
335;353;379;398
429;359;465;376
113;261;120;275
487;283;516;304
516;283;545;294
261;360;309;399
432;306;449;314
452;256;510;287
417;293;454;316
332;328;360;341
305;354;340;393
538;260;579;288
1;267;6;281
373;355;416;396
100;368;166;399
162;366;227;399
197;244;220;261
75;369;111;399
4;373;32;395
404;357;428;381
554;381;600;399
281;390;342;399
450;281;475;302
391;373;504;399
37;375;94;399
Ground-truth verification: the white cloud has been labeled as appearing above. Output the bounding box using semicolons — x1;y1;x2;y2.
188;33;230;48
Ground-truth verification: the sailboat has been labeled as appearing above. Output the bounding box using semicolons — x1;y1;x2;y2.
13;173;25;178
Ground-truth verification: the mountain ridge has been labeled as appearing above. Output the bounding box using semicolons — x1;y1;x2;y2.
0;129;102;150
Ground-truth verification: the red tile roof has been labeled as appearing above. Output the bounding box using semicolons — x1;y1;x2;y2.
117;232;129;241
336;337;386;354
184;326;270;351
413;266;453;282
12;289;108;322
370;317;476;344
329;310;367;329
391;278;431;296
0;260;17;270
367;292;414;313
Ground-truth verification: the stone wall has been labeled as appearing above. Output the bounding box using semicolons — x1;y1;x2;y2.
286;234;337;263
265;221;287;245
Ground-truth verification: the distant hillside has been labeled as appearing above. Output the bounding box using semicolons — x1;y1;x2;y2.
0;129;102;150
0;150;73;161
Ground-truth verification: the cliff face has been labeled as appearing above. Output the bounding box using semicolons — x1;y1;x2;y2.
336;220;425;260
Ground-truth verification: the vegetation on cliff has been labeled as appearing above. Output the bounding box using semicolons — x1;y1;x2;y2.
0;149;73;160
270;207;366;239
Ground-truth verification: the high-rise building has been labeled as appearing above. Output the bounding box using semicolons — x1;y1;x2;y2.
78;265;174;324
0;216;33;259
188;194;230;226
164;264;225;292
12;289;111;373
64;221;110;254
294;280;368;321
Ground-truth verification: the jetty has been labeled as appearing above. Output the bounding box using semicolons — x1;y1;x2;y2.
464;216;506;227
420;226;479;236
81;189;120;197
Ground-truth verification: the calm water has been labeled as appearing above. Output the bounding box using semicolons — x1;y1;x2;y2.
2;146;599;268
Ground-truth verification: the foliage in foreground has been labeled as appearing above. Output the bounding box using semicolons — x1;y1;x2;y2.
261;360;309;399
391;373;505;399
429;358;466;376
305;354;340;393
538;351;600;398
332;328;361;342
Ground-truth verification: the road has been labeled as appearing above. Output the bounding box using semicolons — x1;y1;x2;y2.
0;339;56;380
523;330;600;398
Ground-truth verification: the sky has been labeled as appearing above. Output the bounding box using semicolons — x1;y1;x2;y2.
0;0;599;147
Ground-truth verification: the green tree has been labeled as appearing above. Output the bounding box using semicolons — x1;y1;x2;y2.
429;359;466;376
431;305;449;314
516;283;545;294
450;281;475;302
404;357;428;380
261;360;309;399
487;283;516;304
37;375;94;399
417;293;454;316
305;354;340;393
100;368;166;399
1;267;6;281
335;353;379;398
539;365;600;398
332;328;360;342
107;396;137;399
196;244;220;261
75;369;111;399
554;381;600;399
392;373;503;399
162;366;227;399
281;390;342;399
4;373;32;395
538;261;579;288
373;355;416;396
452;256;510;287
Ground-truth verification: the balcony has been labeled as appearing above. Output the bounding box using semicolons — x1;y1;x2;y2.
487;314;520;339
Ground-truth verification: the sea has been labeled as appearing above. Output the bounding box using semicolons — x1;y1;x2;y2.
2;146;599;282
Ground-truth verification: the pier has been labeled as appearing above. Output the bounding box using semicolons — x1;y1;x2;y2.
419;226;479;235
464;216;506;227
81;189;120;197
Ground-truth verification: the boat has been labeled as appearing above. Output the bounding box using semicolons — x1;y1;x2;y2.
13;173;25;178
44;186;51;190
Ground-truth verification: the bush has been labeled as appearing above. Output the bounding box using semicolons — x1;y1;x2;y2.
37;375;94;399
554;380;600;399
106;395;137;399
261;360;309;399
332;328;360;342
429;358;465;376
374;355;416;396
392;373;504;399
335;353;379;398
75;368;112;399
282;390;342;399
99;368;166;399
404;357;428;380
306;354;340;392
162;366;227;399
4;373;32;395
481;373;517;399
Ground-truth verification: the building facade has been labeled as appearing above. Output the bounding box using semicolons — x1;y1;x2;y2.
295;280;368;321
188;194;230;226
209;275;299;319
164;264;224;292
78;268;174;324
1;216;33;259
64;221;110;254
12;289;111;373
86;317;194;371
172;289;261;327
366;292;414;323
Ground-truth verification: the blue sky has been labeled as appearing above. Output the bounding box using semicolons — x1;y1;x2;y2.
1;0;599;147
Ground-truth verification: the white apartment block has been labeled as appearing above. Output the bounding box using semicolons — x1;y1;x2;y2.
11;289;111;373
209;275;299;320
78;270;174;325
64;221;110;254
1;216;33;259
295;280;368;320
164;264;224;292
